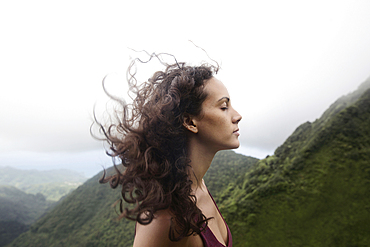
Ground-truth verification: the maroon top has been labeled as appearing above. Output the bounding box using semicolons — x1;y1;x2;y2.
199;190;232;247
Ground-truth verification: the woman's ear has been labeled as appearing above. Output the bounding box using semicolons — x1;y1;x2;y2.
183;115;198;133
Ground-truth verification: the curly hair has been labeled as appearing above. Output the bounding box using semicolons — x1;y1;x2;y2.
97;55;219;241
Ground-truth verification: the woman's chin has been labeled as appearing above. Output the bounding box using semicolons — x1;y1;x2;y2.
221;142;240;151
232;140;240;149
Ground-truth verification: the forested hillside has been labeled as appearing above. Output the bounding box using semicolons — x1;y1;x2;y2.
8;151;257;247
204;151;259;203
219;78;370;246
0;186;55;247
0;168;87;246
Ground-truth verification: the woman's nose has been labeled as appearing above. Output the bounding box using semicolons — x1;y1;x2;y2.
233;110;242;124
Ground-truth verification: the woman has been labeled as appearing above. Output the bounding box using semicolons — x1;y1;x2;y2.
99;55;241;247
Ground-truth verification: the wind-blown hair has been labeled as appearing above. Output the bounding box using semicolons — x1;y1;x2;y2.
97;55;219;241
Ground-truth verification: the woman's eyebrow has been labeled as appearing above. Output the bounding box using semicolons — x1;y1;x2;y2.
217;97;230;102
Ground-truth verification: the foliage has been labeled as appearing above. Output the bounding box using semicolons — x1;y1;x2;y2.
0;221;28;247
219;80;370;246
0;186;55;247
0;186;55;225
0;168;86;245
204;151;258;203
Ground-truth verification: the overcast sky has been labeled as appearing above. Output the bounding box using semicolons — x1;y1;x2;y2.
1;0;370;177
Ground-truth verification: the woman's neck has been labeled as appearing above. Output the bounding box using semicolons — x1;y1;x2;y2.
187;140;216;190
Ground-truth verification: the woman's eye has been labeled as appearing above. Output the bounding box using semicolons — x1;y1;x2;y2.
220;102;228;110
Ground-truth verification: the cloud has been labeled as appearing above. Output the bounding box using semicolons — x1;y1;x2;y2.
1;0;370;173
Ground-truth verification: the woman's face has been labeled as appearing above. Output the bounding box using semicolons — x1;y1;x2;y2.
192;77;242;152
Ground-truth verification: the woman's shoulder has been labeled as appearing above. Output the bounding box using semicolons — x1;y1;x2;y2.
133;209;172;247
133;209;203;247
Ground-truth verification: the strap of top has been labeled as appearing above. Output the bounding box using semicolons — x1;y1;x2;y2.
199;189;232;247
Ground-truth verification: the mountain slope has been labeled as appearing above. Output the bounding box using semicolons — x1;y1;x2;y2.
9;150;257;247
8;171;131;247
219;79;370;246
0;186;55;247
0;167;86;201
204;151;259;203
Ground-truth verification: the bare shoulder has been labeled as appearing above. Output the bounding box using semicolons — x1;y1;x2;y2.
133;209;203;247
133;210;172;247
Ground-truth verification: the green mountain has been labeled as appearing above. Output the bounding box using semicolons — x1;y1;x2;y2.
8;151;257;247
0;168;87;246
219;78;370;246
0;167;87;201
0;186;55;247
204;151;259;203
